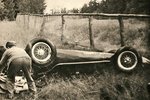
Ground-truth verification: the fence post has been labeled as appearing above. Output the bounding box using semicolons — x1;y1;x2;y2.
118;16;125;47
88;16;95;50
39;15;46;34
27;14;30;29
34;15;37;28
61;15;65;42
23;15;26;28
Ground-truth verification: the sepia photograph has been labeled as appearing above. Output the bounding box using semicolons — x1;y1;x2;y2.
0;0;150;99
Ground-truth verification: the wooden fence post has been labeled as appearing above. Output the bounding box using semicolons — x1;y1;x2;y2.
27;14;30;29
61;15;65;42
118;16;125;47
23;15;26;28
34;15;37;28
39;15;46;34
88;16;95;50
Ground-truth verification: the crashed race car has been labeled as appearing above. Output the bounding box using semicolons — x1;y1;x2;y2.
0;37;150;91
25;37;150;75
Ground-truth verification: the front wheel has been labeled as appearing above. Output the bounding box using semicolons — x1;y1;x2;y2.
112;46;142;72
25;38;57;70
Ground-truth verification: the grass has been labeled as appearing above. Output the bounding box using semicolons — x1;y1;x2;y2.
0;16;150;100
12;65;150;100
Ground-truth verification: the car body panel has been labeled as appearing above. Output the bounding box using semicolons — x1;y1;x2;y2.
56;49;114;64
142;57;150;64
55;49;150;66
39;49;150;75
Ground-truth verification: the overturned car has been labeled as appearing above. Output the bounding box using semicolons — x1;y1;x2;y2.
0;37;150;89
25;37;150;76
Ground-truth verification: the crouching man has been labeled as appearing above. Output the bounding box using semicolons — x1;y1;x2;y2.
0;41;37;99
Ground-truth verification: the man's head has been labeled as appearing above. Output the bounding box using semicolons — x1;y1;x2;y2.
6;41;16;48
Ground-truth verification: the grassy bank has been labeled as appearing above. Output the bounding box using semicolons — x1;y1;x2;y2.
13;65;149;100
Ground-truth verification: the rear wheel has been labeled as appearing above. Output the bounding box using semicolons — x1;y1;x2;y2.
113;46;142;72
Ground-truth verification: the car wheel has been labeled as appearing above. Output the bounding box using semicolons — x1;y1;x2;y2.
25;38;57;69
113;46;142;72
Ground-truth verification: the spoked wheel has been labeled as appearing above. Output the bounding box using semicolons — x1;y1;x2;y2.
31;42;52;64
25;38;57;69
117;51;138;71
113;46;142;72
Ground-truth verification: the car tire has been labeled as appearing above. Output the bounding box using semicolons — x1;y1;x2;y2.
25;38;57;70
112;46;142;72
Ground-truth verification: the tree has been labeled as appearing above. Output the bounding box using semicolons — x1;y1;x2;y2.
1;0;19;21
125;0;150;14
71;8;79;13
0;0;4;13
1;0;46;20
0;0;4;10
18;0;46;14
80;4;88;13
0;0;4;20
98;0;127;13
61;8;67;13
81;0;99;13
88;0;99;13
80;0;150;14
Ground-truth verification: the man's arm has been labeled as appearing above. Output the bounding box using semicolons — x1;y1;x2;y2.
0;51;8;73
0;63;5;73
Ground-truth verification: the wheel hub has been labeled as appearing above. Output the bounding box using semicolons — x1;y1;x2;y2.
124;56;132;64
37;49;45;56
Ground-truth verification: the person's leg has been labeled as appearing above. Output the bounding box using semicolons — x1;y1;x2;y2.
21;58;37;92
7;60;20;99
7;64;16;83
21;58;37;99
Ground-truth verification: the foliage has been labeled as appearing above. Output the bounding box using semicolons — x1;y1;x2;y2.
81;0;99;13
80;0;150;14
61;8;67;13
0;0;4;11
99;0;127;13
18;0;46;14
0;0;46;21
70;8;79;13
125;0;150;14
0;0;4;20
1;0;19;21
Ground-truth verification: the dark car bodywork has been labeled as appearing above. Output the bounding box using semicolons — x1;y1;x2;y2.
0;38;150;76
24;38;150;76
